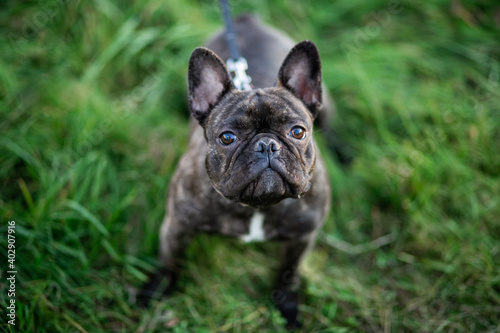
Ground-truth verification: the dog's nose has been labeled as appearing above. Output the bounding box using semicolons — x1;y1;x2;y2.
255;138;281;158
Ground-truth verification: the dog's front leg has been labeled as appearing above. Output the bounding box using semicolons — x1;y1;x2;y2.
137;215;191;306
272;236;315;329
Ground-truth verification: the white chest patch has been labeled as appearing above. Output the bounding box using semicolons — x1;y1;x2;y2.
240;212;266;243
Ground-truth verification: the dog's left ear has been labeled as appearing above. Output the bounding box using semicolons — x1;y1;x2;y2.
188;47;235;125
277;40;323;119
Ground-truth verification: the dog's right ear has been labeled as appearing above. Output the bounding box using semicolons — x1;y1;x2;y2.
188;47;235;125
277;40;323;119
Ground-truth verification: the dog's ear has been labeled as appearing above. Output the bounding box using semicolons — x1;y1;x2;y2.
188;47;235;125
277;40;323;119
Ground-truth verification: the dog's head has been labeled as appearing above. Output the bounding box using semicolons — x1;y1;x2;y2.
188;41;323;207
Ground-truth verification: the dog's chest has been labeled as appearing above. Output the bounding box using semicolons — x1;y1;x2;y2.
196;198;316;241
240;212;266;242
209;211;269;241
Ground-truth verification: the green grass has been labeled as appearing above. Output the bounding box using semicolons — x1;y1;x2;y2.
1;0;499;332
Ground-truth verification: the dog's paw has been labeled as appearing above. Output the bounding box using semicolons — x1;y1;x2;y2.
285;319;302;330
272;286;302;329
136;268;178;307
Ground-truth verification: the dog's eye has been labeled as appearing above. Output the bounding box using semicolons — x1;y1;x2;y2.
289;126;306;140
219;132;237;145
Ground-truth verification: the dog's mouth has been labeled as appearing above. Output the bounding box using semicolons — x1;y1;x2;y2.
214;143;313;207
239;168;292;207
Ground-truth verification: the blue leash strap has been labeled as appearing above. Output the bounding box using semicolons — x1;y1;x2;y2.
220;0;253;91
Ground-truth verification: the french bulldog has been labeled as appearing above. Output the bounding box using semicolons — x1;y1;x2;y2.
139;14;332;329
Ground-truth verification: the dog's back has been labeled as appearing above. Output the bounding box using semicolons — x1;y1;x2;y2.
205;14;295;88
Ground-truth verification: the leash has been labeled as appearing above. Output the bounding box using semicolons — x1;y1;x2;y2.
220;0;253;91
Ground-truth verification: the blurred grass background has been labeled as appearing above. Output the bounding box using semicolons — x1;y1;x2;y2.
1;0;499;332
